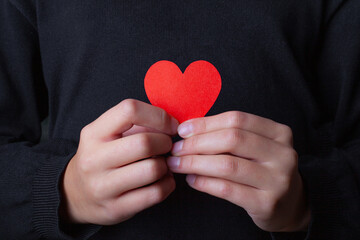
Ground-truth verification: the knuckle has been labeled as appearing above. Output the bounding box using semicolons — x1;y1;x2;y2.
158;108;171;128
192;177;210;194
148;185;167;203
197;118;207;132
182;155;195;170
136;134;153;155
147;159;159;173
80;125;92;140
223;129;243;150
277;175;292;196
119;99;138;117
290;148;299;161
236;161;257;182
281;124;293;137
220;156;238;176
163;135;173;152
218;182;233;198
146;159;166;179
279;124;293;143
138;134;152;147
188;135;199;149
192;176;203;189
77;154;95;174
227;111;247;128
281;148;298;169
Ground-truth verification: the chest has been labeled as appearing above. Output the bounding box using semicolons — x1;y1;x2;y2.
38;0;322;152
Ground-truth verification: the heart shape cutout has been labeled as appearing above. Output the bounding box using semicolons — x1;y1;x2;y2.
144;60;222;123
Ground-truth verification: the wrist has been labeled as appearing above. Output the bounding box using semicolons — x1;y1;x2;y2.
287;182;311;232
279;175;311;232
60;156;85;225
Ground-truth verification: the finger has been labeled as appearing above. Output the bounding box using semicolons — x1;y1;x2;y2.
178;111;292;146
99;132;173;168
167;155;271;189
172;128;290;163
108;174;175;225
102;157;168;197
86;99;178;141
122;125;163;137
186;175;261;214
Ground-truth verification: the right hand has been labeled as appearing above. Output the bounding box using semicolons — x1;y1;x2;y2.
62;99;179;225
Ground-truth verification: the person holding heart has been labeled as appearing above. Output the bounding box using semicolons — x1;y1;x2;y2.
1;1;360;240
62;99;309;233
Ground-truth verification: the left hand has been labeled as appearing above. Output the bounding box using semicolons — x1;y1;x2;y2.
166;111;310;232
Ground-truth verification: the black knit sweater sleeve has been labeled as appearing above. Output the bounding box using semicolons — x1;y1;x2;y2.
279;0;360;239
0;1;99;239
273;1;360;239
301;0;360;238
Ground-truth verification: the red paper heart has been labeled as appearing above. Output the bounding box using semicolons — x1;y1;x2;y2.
144;60;222;123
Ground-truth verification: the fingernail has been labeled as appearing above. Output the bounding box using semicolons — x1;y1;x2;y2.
167;156;180;169
172;140;184;155
186;174;196;185
171;117;179;134
178;122;193;138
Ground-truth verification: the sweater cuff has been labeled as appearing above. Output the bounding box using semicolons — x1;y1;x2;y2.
269;207;312;240
32;141;101;239
297;153;348;239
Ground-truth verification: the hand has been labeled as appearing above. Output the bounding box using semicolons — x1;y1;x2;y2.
166;111;310;232
62;99;178;225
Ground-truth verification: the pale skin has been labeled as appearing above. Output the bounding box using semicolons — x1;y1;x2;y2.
167;111;311;232
62;99;310;232
62;99;179;225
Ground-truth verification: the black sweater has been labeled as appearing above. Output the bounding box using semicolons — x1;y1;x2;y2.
1;0;360;239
